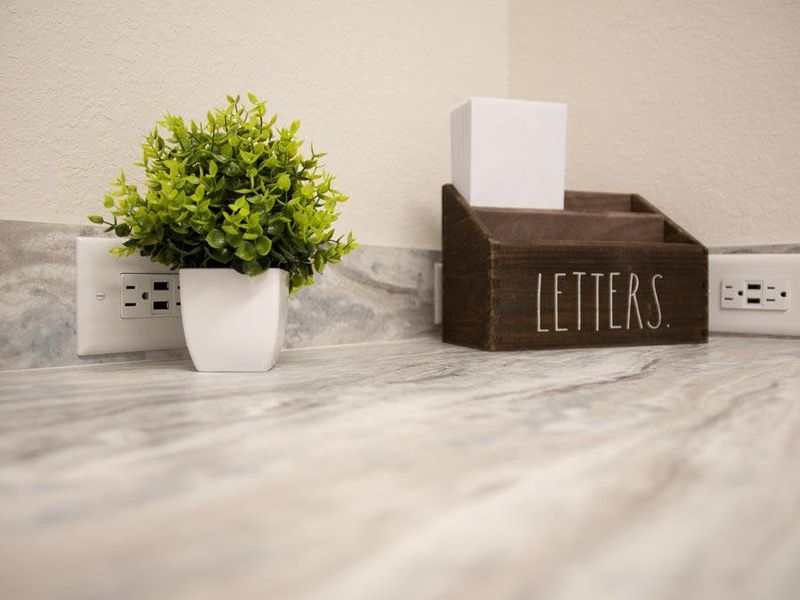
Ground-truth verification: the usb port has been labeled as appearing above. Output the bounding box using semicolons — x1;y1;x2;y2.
153;301;170;311
153;281;170;291
747;283;762;290
747;297;761;304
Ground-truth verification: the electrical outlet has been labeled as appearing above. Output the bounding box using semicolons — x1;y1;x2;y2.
709;254;800;336
719;277;789;311
76;237;186;355
120;273;181;318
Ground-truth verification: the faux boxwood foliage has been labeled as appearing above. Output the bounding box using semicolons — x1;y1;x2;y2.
89;93;357;292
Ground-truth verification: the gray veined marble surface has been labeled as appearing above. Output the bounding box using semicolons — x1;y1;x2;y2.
711;244;800;254
2;217;798;372
1;334;799;600
0;219;439;371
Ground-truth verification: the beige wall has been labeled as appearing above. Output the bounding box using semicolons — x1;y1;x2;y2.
2;1;798;250
510;0;800;247
0;0;508;250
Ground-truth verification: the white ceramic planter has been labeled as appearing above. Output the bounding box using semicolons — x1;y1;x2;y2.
179;268;288;372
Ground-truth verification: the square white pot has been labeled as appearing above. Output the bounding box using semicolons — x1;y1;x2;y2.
179;268;288;372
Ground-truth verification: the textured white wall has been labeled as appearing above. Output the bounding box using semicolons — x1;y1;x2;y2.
510;0;800;247
0;0;508;249
4;1;798;250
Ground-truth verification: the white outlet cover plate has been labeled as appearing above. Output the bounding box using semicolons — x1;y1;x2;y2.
709;253;800;336
76;237;186;355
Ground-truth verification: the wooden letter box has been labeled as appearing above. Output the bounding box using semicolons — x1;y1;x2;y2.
442;184;708;350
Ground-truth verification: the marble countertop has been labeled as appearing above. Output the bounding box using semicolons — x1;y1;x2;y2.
1;335;799;600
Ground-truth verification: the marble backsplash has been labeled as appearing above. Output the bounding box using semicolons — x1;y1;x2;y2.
1;218;796;372
0;220;439;371
711;244;800;254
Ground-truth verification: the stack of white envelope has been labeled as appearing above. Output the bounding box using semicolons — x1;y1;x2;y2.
450;97;567;210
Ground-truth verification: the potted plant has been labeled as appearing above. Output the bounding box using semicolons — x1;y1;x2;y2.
89;94;357;372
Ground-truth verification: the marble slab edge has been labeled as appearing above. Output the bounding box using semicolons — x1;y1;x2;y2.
709;244;800;254
0;219;440;371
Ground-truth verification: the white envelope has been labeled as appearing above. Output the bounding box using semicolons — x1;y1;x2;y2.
451;97;567;210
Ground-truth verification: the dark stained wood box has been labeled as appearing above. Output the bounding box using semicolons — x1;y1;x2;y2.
441;184;708;351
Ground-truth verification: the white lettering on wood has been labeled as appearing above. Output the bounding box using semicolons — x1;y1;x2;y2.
609;272;621;330
533;271;666;334
554;273;567;332
536;272;549;332
573;272;585;331
591;273;604;331
627;273;643;329
647;274;663;329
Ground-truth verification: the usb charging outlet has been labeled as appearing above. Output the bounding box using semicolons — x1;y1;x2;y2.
76;237;186;355
120;273;181;318
720;276;789;312
710;253;799;336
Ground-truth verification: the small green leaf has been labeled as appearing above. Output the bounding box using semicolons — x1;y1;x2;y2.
88;215;105;224
114;223;131;237
225;231;243;247
242;259;261;275
255;236;272;256
208;160;218;177
205;229;226;249
313;252;324;272
235;240;256;261
277;174;291;191
209;246;233;264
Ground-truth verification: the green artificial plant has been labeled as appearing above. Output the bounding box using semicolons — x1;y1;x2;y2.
89;93;357;292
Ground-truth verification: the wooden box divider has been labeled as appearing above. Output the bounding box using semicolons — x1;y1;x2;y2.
442;184;708;351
